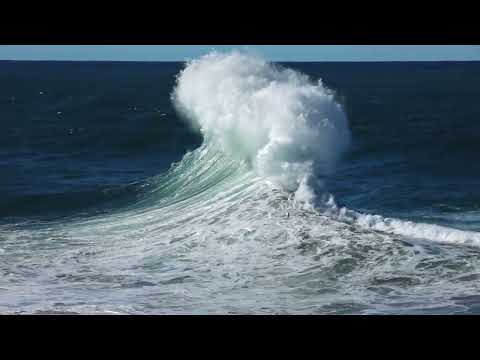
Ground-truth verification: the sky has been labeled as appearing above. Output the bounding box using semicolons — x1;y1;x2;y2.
0;45;479;62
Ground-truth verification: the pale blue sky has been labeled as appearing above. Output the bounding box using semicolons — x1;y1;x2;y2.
0;46;479;62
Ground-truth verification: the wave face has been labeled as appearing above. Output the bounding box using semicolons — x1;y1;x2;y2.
2;56;480;314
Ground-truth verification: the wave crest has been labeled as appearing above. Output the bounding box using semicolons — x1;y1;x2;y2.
172;51;351;198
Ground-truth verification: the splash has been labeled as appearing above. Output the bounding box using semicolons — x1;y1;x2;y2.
172;51;351;201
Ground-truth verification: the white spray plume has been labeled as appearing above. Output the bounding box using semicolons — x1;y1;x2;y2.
173;51;351;201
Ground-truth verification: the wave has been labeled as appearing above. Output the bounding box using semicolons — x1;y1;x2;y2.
4;53;480;314
169;51;480;247
4;52;480;258
4;51;476;251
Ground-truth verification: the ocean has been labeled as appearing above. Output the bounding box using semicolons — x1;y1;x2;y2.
1;52;480;314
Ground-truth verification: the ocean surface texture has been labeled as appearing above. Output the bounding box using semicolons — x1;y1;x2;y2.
1;53;480;314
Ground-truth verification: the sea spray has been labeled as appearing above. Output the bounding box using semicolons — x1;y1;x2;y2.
172;51;351;201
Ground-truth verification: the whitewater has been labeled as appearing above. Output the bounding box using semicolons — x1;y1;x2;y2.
2;52;480;314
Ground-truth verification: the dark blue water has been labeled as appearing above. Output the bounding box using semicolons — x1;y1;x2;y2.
1;60;480;314
0;61;201;221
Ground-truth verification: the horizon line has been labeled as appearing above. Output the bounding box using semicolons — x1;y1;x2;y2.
1;59;480;63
